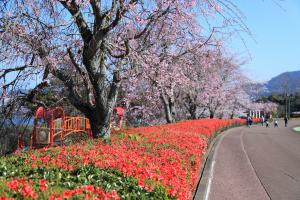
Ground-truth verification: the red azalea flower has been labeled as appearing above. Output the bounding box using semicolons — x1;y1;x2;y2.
30;155;36;161
55;195;63;200
0;197;14;200
105;190;120;200
73;188;83;195
16;119;242;200
21;184;38;199
84;185;95;193
39;179;48;191
7;179;19;191
63;190;74;199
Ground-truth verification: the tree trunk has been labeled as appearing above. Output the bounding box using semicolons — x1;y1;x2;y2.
89;114;111;139
218;113;224;119
63;69;120;139
161;91;176;123
84;65;121;139
209;111;214;119
230;107;236;119
87;111;112;139
162;100;175;123
169;98;176;122
188;104;197;120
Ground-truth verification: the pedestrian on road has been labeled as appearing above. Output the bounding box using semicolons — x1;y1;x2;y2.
274;119;279;128
265;120;269;128
284;116;288;127
261;116;265;126
247;115;251;128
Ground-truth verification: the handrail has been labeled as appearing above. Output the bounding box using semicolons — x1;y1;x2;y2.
31;116;92;148
26;106;126;150
64;117;90;131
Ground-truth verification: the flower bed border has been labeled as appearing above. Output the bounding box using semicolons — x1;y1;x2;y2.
193;123;245;199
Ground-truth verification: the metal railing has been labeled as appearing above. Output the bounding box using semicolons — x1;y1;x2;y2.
33;116;91;147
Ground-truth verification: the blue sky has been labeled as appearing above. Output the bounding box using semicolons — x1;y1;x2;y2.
2;0;299;86
229;0;300;82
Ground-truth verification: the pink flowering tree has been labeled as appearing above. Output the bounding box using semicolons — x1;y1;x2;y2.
250;102;278;117
0;0;248;135
223;89;252;119
120;1;216;123
178;49;216;119
0;0;215;137
124;40;202;123
212;65;253;118
121;0;248;123
124;47;251;122
180;49;249;119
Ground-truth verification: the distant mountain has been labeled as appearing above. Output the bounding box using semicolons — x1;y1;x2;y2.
265;71;300;94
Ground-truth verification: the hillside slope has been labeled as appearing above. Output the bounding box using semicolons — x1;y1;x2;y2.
265;71;300;94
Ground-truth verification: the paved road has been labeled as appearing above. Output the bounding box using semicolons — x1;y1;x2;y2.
206;120;300;200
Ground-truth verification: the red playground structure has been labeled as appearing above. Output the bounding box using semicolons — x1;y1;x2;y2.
17;106;126;150
30;106;92;149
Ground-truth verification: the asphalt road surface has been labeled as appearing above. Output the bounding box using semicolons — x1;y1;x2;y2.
207;119;300;200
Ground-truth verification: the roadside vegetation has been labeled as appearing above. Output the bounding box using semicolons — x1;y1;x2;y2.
0;119;246;200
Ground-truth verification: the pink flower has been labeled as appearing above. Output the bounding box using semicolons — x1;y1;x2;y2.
39;179;48;191
21;184;38;199
7;179;19;191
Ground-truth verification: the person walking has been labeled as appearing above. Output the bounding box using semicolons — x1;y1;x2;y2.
249;116;253;128
265;119;269;128
261;116;265;126
247;115;251;128
274;119;279;128
284;116;288;127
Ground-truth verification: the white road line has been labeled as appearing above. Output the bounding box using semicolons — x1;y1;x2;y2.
204;160;216;200
241;129;272;199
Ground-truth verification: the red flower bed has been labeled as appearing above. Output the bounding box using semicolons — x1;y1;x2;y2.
17;118;244;199
2;177;119;200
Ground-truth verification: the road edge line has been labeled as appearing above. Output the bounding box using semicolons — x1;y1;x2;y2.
193;127;240;200
204;160;215;200
241;130;272;199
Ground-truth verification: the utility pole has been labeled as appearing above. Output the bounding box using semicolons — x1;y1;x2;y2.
288;94;291;118
285;93;288;118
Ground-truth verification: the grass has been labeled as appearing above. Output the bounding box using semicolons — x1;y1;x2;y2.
292;126;300;132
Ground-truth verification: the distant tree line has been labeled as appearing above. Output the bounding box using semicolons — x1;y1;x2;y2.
257;92;300;117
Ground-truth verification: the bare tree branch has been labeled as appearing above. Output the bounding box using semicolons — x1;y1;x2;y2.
107;40;130;58
59;0;93;42
0;66;29;79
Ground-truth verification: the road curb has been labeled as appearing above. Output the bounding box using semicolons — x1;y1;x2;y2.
193;128;226;200
193;126;246;200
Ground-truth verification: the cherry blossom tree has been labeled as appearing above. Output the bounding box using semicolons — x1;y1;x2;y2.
250;102;278;117
0;0;205;137
178;49;215;119
223;88;251;119
179;49;248;119
123;46;252;122
120;2;219;123
0;0;248;136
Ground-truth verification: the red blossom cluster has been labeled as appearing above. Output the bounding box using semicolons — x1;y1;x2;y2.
3;178;119;200
6;178;39;199
0;197;13;200
49;185;119;200
21;119;244;199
